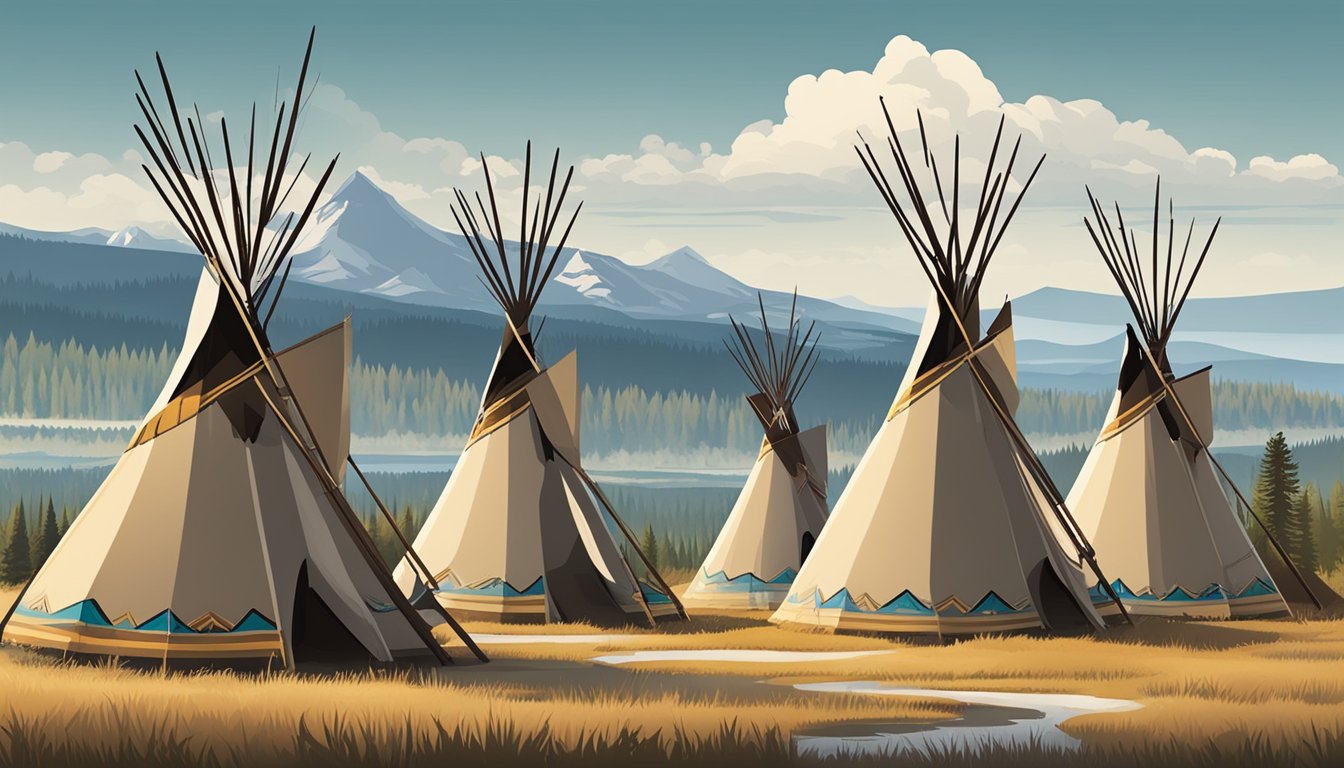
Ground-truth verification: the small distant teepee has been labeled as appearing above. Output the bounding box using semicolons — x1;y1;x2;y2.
682;294;828;610
394;145;685;626
1066;181;1326;618
1;32;477;667
772;101;1124;636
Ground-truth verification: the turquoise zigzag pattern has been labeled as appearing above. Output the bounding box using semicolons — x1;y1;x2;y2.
435;576;674;605
694;567;799;593
1087;577;1278;604
15;599;277;634
435;576;547;598
783;587;1027;617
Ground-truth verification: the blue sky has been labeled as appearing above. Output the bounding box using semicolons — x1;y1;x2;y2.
3;0;1338;162
1;1;1340;303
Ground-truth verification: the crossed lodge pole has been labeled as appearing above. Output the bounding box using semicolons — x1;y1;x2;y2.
498;318;688;623
923;279;1133;627
1134;347;1322;611
208;258;476;665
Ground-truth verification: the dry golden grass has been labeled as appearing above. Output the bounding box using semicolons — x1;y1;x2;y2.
7;584;1344;763
457;612;886;646
449;614;1344;758
0;583;954;760
464;609;1344;753
3;585;958;758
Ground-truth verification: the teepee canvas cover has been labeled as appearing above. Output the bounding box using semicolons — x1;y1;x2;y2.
683;296;829;610
772;105;1122;636
2;34;467;667
393;146;684;626
1066;184;1291;618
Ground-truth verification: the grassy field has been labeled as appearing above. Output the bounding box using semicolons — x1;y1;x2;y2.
3;585;1344;766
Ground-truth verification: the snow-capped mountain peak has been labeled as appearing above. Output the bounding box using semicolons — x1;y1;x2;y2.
331;169;400;207
556;251;612;299
103;225;189;252
287;170;475;297
363;267;444;298
106;227;140;247
5;173;912;335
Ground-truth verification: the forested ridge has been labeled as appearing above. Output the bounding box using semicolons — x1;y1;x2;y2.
6;332;1344;586
7;333;1344;446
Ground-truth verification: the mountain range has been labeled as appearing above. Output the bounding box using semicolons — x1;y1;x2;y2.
0;221;191;253
283;172;919;351
4;171;1344;394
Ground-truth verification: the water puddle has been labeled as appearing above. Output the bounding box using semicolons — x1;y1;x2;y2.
794;682;1142;757
592;649;893;665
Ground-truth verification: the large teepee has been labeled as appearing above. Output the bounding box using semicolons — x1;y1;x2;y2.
772;102;1126;636
682;295;828;610
393;145;684;626
1066;182;1318;618
1;32;479;667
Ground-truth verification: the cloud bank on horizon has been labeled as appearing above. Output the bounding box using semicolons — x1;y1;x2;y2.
1;35;1339;305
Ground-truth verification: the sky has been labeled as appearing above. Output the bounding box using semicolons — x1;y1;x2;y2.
1;0;1341;305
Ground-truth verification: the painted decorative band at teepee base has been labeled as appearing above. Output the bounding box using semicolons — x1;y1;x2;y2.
772;586;1046;635
1;33;470;668
683;568;799;610
770;104;1111;637
428;577;549;621
6;599;283;662
1086;578;1287;619
681;295;829;613
1064;182;1299;622
394;144;684;627
427;574;679;622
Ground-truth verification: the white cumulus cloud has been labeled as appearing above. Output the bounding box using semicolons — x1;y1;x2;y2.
1245;153;1339;182
0;34;1339;303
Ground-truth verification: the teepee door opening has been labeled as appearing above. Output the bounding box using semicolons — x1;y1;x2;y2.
0;29;481;668
770;100;1122;636
392;143;684;626
682;293;829;612
289;562;375;665
1028;557;1096;633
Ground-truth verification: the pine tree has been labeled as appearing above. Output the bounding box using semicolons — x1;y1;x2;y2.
1327;482;1344;574
372;513;398;568
59;507;72;537
1;500;32;584
1251;432;1300;551
658;536;676;574
1289;485;1320;573
1315;481;1343;572
397;505;417;543
29;496;60;570
640;524;660;573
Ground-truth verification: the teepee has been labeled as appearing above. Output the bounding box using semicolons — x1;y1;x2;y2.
1;32;479;667
1065;181;1310;618
772;103;1126;636
392;145;684;626
682;295;828;610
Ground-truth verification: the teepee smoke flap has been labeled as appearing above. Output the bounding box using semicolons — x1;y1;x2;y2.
396;144;683;626
2;30;478;668
685;293;829;611
1070;181;1329;617
773;99;1121;636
